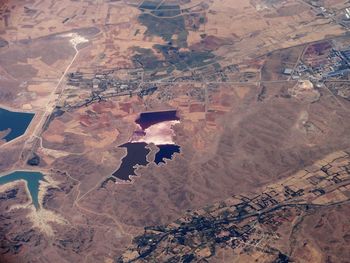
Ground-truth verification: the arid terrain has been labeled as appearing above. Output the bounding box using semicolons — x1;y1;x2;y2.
0;0;350;262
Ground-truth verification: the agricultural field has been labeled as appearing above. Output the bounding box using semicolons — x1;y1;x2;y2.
1;0;350;263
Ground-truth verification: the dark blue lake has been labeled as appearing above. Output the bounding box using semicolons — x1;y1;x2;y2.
112;142;150;181
136;110;179;130
109;110;181;182
0;171;44;208
154;144;180;164
0;108;34;142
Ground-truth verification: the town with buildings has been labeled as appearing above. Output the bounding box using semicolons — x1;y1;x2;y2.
119;151;350;262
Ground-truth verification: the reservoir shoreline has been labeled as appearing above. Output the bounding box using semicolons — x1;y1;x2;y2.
0;170;47;209
0;107;35;144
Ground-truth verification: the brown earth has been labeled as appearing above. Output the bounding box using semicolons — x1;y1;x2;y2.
1;0;350;262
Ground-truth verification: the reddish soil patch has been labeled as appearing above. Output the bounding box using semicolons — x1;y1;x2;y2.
190;36;232;52
119;102;132;113
79;115;93;127
189;104;205;113
92;101;115;114
304;41;332;57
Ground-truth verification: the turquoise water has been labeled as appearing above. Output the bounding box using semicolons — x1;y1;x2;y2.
0;171;44;208
0;108;34;142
